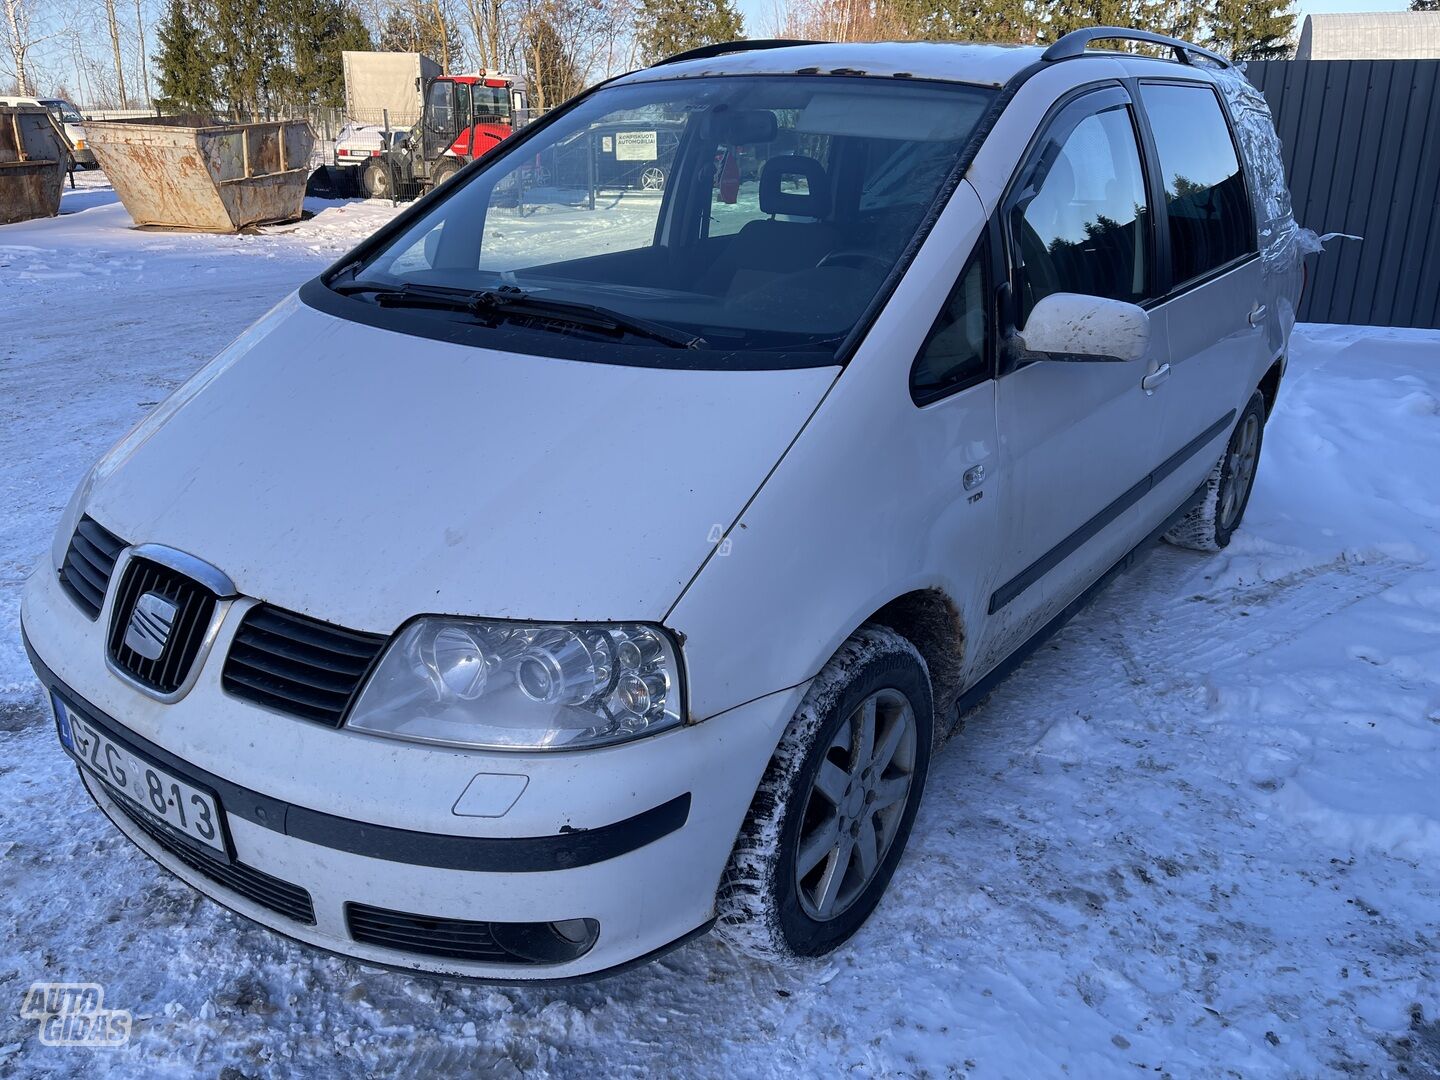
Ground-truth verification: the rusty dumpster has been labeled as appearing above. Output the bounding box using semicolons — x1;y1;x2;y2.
86;116;315;232
0;106;67;225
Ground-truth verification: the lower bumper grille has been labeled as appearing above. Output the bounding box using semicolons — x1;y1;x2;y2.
108;793;316;925
346;903;599;966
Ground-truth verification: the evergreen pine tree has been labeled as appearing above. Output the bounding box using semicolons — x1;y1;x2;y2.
908;0;1035;45
210;0;280;116
1411;0;1438;10
1042;0;1141;44
153;0;218;116
275;0;371;107
1206;0;1295;59
633;0;743;66
1139;0;1203;41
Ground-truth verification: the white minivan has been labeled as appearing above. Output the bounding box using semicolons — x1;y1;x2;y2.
23;32;1303;980
0;96;95;166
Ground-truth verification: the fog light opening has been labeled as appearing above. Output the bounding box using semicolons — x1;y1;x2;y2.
490;917;600;964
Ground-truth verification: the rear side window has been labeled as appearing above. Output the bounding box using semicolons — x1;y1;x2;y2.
1139;83;1254;285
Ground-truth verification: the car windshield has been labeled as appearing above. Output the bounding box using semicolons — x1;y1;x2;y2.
42;100;82;124
341;75;994;365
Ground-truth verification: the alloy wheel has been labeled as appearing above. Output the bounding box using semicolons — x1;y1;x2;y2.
794;688;918;921
1220;412;1261;530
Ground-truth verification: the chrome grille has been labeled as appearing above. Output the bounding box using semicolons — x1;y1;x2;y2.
107;558;218;695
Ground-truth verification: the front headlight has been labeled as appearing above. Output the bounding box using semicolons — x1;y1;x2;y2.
346;618;684;751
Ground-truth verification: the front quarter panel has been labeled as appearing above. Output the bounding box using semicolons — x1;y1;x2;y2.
670;185;998;722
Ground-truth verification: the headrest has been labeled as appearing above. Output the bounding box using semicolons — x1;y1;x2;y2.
759;155;830;219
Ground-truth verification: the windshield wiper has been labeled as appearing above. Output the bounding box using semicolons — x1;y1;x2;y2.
332;281;706;350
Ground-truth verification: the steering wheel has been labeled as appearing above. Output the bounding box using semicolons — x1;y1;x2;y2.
817;250;891;274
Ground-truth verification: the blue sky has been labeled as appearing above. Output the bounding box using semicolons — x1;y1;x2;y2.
731;0;1413;38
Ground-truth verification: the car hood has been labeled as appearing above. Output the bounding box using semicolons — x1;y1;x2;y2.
86;294;837;631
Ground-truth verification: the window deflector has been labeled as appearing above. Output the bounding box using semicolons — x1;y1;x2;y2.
1000;84;1155;357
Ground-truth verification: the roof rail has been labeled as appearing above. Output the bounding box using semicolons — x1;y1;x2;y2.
652;39;825;68
1042;27;1233;68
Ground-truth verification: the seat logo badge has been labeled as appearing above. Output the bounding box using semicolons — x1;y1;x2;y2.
123;592;177;660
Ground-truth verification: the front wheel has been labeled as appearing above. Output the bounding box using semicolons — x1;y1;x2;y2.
717;625;932;961
361;159;390;199
429;159;463;189
1164;390;1266;551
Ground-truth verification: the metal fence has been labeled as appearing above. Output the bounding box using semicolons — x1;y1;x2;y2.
1246;59;1440;328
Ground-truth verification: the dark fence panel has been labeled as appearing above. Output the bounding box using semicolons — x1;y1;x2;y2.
1246;59;1440;328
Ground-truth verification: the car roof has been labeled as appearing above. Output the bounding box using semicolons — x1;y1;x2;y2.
614;42;1043;89
610;40;1226;92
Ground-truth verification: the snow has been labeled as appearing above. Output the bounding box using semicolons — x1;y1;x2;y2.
2;174;1439;1078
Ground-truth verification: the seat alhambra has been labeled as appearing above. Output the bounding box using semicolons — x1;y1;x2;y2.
23;31;1303;980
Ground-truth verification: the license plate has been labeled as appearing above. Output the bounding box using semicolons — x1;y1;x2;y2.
53;694;228;857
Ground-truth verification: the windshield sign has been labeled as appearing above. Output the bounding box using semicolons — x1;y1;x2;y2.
341;75;994;366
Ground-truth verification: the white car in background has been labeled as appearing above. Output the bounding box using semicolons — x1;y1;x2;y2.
22;31;1303;981
333;121;398;171
0;96;95;166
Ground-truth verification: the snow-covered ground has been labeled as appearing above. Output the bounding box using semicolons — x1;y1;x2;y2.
1;175;1438;1078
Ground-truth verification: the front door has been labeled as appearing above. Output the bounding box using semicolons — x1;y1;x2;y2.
422;79;458;163
977;85;1169;674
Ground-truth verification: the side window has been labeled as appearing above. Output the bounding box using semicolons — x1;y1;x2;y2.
1012;101;1150;324
911;245;988;404
1138;82;1254;285
454;82;472;133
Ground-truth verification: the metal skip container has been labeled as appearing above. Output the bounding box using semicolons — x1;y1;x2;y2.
87;116;315;232
0;106;67;225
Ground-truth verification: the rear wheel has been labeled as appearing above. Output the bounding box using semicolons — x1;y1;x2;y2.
1164;390;1266;551
361;159;390;199
717;625;932;961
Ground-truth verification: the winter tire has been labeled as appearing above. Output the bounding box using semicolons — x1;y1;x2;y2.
1164;389;1266;552
717;625;933;961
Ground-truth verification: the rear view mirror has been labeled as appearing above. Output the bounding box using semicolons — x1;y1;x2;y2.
700;109;778;146
1018;293;1150;363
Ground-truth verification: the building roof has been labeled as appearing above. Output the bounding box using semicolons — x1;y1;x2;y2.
1296;12;1440;60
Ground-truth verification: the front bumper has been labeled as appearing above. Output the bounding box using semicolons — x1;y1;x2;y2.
22;564;803;981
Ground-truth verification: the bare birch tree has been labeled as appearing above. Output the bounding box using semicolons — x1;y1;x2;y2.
102;0;127;104
464;0;511;69
2;0;40;93
133;0;150;103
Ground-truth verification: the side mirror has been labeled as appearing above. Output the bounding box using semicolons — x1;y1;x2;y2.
1017;292;1150;363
